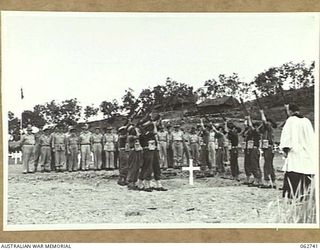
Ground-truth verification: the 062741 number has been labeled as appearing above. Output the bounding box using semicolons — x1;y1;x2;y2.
300;244;318;249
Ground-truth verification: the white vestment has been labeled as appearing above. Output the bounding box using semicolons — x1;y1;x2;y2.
280;115;316;175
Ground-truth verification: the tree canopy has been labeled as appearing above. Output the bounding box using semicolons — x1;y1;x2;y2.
8;60;314;138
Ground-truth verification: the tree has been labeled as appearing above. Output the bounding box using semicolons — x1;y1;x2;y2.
59;99;82;126
152;85;167;105
282;61;315;89
138;88;155;114
84;105;99;121
253;61;315;97
120;88;140;116
164;77;194;99
197;73;253;101
252;67;280;97
203;79;222;97
32;99;82;126
8;111;20;140
34;100;61;124
100;99;119;118
22;110;46;128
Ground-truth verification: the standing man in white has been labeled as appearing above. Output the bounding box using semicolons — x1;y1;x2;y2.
280;103;316;199
20;124;36;174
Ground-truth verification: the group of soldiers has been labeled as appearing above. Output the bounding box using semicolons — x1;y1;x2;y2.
19;106;280;191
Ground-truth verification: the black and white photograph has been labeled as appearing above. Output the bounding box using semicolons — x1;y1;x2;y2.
2;11;319;230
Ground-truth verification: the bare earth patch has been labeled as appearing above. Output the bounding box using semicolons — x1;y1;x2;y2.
7;154;285;225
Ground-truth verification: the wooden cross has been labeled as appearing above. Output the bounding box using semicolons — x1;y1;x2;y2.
182;159;200;185
9;151;22;164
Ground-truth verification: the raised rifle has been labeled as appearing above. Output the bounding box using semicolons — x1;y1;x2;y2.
277;84;290;118
278;84;288;105
219;111;227;122
239;97;249;117
253;91;263;111
277;83;290;128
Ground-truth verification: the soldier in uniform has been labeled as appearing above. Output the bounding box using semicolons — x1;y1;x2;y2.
197;123;210;172
50;127;56;171
199;119;216;174
139;119;167;192
225;121;241;181
166;125;174;168
66;127;80;172
182;128;191;167
126;124;143;189
20;124;36;174
215;125;226;175
242;120;253;184
207;124;217;171
103;126;117;170
65;125;73;169
117;125;129;185
170;124;184;169
79;124;92;171
33;128;42;172
259;110;277;188
223;127;230;169
156;125;169;170
189;127;201;166
113;130;119;169
244;116;263;187
39;127;52;172
51;124;67;172
91;127;103;171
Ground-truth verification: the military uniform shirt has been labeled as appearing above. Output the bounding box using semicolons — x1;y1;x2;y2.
171;131;184;141
215;132;225;147
246;128;261;147
259;123;274;144
104;133;117;143
67;136;79;148
189;134;199;144
52;133;66;151
79;131;92;145
34;132;42;145
208;132;216;142
39;134;51;146
182;133;190;145
91;133;103;144
140;133;157;147
227;131;239;147
52;133;66;145
157;131;168;142
21;134;36;146
118;136;127;148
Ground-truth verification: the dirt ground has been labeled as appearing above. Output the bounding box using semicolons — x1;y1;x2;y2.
7;154;286;226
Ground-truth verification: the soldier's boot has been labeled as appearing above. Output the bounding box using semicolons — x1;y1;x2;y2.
123;177;129;185
143;180;153;192
154;180;168;191
137;179;144;190
127;182;139;190
117;177;126;186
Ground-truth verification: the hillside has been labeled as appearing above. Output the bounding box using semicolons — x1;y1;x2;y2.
9;86;314;151
157;86;315;143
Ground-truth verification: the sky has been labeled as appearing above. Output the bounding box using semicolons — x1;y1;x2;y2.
2;12;319;117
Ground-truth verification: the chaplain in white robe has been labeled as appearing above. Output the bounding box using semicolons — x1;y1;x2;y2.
279;103;316;198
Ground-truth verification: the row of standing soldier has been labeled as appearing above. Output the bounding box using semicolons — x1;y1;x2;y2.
20;106;277;190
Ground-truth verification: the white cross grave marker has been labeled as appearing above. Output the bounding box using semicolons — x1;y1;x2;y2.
9;151;22;164
182;159;200;185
